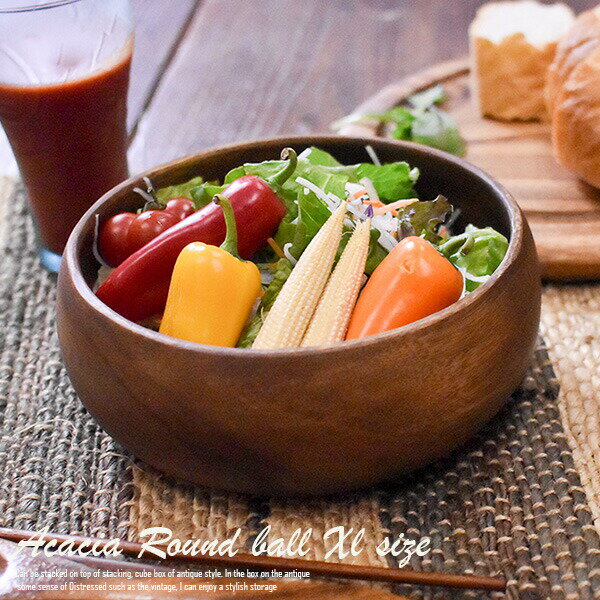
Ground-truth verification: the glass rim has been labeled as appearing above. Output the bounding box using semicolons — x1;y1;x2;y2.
0;0;83;13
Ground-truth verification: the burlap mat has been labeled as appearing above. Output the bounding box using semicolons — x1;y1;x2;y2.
1;182;599;599
0;180;134;537
541;286;600;532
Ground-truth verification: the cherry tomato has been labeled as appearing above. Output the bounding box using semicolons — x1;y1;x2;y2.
98;198;197;267
98;212;137;267
127;210;180;254
165;197;195;221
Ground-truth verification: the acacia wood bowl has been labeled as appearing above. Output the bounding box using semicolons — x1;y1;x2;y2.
56;136;541;497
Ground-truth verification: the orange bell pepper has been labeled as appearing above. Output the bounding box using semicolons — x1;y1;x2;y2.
346;236;463;339
159;195;261;347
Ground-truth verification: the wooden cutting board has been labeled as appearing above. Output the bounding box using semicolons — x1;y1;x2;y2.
338;58;600;280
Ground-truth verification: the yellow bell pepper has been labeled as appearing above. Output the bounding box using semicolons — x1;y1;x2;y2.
159;195;262;347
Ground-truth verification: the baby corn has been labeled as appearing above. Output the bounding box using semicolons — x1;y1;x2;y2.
252;202;347;349
301;219;371;347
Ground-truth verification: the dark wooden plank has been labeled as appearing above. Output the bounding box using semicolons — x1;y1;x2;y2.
0;0;199;177
127;0;199;132
128;0;599;172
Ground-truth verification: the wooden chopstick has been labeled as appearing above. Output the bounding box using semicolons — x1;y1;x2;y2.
0;527;506;592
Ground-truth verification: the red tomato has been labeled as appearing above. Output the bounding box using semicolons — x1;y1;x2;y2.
165;197;195;221
98;212;137;267
127;210;180;254
98;199;197;267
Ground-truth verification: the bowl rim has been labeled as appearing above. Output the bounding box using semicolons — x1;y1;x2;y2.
63;135;525;357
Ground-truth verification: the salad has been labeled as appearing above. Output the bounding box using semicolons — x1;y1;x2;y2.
334;84;466;156
95;146;508;349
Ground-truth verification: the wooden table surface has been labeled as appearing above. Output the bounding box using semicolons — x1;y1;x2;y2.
0;0;596;178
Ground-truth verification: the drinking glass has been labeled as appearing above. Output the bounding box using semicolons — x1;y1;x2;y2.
0;0;133;272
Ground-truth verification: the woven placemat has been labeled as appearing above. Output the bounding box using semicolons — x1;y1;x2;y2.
541;286;600;532
0;182;134;537
1;183;599;600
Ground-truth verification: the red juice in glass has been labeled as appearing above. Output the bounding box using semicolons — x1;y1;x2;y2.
0;0;133;271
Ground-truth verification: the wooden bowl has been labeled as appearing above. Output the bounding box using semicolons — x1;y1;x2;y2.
56;136;541;497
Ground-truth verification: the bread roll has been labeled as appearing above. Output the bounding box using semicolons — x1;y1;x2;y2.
551;43;600;188
546;6;600;112
470;1;575;121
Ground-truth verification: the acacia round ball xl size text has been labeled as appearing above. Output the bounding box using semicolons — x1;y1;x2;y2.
56;136;541;496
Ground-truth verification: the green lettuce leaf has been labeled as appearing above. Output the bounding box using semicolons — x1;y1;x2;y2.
224;149;357;216
397;195;453;243
367;106;415;140
365;230;389;274
411;107;466;156
407;84;445;110
299;146;344;167
225;147;419;206
156;176;205;203
363;84;465;156
437;225;508;291
237;259;293;348
355;162;419;203
391;111;415;140
274;188;331;258
189;183;227;209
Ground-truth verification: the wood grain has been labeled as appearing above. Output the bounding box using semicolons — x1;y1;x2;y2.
126;0;506;171
340;59;600;280
127;0;599;173
127;0;200;133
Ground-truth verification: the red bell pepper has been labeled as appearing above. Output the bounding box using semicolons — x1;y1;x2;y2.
96;149;296;322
